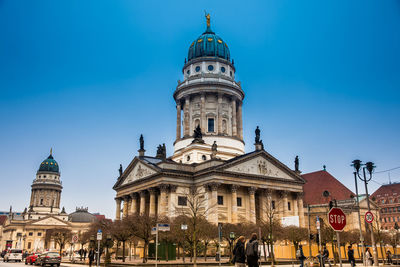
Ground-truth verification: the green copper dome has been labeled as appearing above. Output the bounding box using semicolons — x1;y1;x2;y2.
38;152;59;173
188;24;230;62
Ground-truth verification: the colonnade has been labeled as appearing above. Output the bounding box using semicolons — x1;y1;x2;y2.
175;94;243;140
115;183;305;227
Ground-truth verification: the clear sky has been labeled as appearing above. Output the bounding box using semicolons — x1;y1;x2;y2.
1;0;399;219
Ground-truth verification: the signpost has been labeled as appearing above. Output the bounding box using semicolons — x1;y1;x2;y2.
97;230;102;267
365;211;374;224
316;216;322;267
328;208;347;267
154;223;170;267
70;234;79;262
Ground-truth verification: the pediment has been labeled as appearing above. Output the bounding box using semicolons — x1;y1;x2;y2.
222;153;301;182
32;216;68;226
121;161;157;185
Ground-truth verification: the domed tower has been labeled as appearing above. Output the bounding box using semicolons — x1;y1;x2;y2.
172;14;245;163
29;149;63;214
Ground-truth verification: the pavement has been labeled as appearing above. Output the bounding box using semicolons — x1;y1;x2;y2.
0;259;395;267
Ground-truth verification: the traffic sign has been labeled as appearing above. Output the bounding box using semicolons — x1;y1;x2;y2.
97;230;102;240
157;223;170;231
151;227;157;235
328;207;346;231
365;211;374;224
72;234;79;243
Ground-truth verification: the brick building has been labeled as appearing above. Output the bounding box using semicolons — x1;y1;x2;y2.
371;183;400;230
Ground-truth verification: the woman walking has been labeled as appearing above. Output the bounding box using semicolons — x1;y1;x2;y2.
232;236;246;267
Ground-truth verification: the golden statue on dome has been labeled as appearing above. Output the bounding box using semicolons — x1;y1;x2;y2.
205;12;210;27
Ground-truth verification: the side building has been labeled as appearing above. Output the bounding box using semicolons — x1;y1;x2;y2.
0;151;101;252
371;183;400;230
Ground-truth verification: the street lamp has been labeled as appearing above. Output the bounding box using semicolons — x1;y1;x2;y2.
395;223;399;265
352;159;378;266
229;232;235;262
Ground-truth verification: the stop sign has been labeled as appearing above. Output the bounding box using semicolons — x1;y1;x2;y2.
328;207;346;231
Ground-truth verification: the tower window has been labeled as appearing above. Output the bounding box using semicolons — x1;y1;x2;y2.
40;199;43;205
208;118;215;132
208;65;214;71
202;155;207;161
186;155;190;162
186;70;190;75
195;66;201;72
221;67;226;73
218;196;224;205
237;197;242;207
272;200;276;210
288;202;291;211
230;71;233;77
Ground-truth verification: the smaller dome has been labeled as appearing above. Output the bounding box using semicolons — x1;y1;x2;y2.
68;208;96;223
38;152;59;173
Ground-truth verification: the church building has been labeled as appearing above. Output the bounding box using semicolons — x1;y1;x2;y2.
113;16;306;227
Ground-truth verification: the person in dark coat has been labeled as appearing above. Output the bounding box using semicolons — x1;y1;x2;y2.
83;249;87;261
232;236;246;267
298;244;306;267
246;233;259;267
348;246;356;267
88;248;95;267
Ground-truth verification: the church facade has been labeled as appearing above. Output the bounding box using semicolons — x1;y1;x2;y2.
113;16;306;227
0;151;97;252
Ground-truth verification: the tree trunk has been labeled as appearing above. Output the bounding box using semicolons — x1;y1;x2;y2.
380;242;385;264
142;241;147;263
129;241;131;261
133;243;136;260
122;241;125;262
331;242;336;265
271;242;276;267
263;241;267;262
204;242;207;261
165;242;169;262
193;238;197;267
115;242;119;260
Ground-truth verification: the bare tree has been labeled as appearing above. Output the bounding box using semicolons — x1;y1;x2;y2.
45;228;72;256
110;219;132;262
282;226;308;251
174;186;215;267
197;218;217;261
124;213;158;263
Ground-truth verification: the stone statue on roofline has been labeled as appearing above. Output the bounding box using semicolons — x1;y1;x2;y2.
254;126;264;151
295;156;299;172
139;134;144;150
119;164;123;177
192;125;205;144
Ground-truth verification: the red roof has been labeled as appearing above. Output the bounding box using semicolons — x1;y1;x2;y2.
371;183;400;199
94;214;106;221
302;170;354;205
0;215;7;226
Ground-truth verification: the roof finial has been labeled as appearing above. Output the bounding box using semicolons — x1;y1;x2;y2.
204;11;210;27
50;147;53;156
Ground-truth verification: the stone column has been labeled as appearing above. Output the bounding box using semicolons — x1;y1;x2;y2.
168;185;177;218
200;94;206;132
115;198;121;220
209;183;219;225
139;191;146;215
293;193;299;218
176;102;181;140
238;102;243;140
217;94;223;134
298;193;305;227
231;185;239;223
159;185;169;217
231;98;237;137
248;187;257;223
123;196;129;218
149;188;157;216
183;97;190;137
130;193;138;215
281;191;289;217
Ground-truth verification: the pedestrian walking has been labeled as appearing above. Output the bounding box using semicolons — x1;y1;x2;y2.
88;248;95;267
348;246;356;267
83;249;87;261
246;233;259;267
387;250;392;265
296;244;306;267
232;236;246;267
365;248;373;266
322;246;331;267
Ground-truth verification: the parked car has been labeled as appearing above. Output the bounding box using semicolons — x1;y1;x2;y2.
35;252;61;267
25;253;39;265
4;249;23;262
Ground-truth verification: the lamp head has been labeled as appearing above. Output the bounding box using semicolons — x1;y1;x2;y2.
351;159;362;173
365;162;375;175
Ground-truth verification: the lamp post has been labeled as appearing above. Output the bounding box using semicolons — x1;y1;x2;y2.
395;223;399;265
229;232;235;262
352;159;378;266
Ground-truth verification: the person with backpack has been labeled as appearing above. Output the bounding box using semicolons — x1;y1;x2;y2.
232;236;246;267
322;246;331;267
297;244;306;267
348;246;356;267
246;233;259;267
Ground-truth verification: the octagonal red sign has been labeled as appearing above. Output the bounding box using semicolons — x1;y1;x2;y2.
328;207;346;231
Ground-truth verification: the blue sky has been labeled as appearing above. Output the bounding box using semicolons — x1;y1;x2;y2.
1;0;399;218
